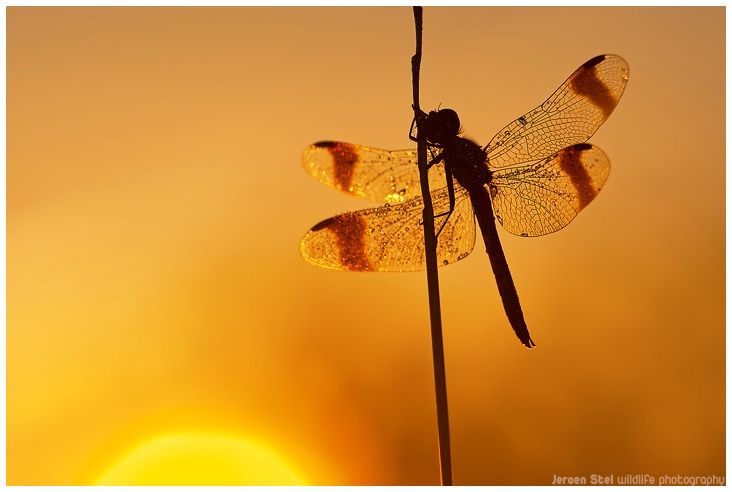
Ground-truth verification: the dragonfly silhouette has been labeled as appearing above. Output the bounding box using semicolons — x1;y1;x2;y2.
300;55;629;348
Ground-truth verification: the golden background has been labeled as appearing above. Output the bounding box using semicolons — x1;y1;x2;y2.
7;6;725;485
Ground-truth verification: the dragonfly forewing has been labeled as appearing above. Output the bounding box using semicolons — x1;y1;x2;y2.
485;54;629;169
302;142;448;204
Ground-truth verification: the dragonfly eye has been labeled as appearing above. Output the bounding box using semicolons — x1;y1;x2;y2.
424;108;461;145
436;108;460;135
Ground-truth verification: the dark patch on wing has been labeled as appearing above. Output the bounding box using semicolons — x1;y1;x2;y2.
316;141;359;194
571;56;618;120
320;214;373;272
558;143;596;210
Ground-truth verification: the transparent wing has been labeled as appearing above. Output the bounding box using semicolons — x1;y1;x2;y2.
485;54;629;169
300;185;475;272
302;141;448;204
489;144;610;237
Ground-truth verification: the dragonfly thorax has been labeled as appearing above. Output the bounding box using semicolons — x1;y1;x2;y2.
422;109;491;189
443;135;492;191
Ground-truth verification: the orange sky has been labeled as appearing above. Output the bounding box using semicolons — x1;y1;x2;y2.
7;7;725;485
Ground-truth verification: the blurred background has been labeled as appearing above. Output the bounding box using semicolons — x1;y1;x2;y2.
7;6;725;485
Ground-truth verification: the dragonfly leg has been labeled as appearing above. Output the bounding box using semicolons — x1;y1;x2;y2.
409;107;430;142
434;164;455;239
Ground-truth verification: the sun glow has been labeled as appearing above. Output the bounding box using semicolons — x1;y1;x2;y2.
94;434;306;485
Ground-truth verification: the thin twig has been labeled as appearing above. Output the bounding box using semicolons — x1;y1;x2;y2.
411;6;453;486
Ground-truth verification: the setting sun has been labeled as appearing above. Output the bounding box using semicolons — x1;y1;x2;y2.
94;434;306;485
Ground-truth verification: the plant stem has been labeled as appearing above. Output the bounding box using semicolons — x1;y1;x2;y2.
411;6;453;486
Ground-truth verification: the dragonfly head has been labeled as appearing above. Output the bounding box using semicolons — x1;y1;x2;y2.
423;108;461;146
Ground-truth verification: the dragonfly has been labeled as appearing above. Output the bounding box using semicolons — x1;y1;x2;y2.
299;54;629;348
